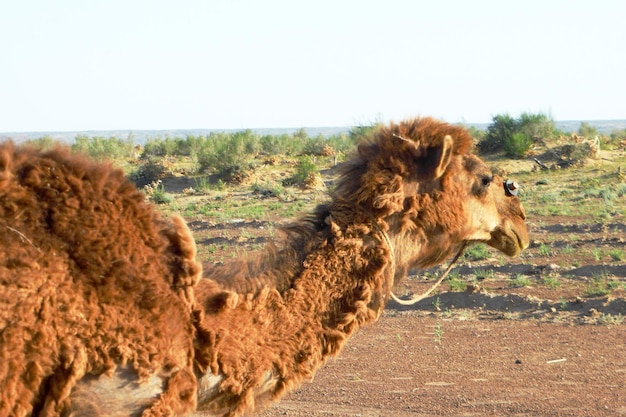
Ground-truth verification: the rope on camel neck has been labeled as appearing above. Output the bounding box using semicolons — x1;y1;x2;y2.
390;243;466;306
370;220;467;306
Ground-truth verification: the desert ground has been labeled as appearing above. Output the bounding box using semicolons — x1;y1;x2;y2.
155;146;626;417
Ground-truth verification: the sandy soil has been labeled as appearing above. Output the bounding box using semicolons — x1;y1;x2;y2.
258;315;626;417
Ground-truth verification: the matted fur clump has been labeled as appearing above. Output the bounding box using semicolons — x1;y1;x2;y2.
0;142;201;416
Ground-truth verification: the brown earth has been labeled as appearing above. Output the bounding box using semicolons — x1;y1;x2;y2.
174;151;626;417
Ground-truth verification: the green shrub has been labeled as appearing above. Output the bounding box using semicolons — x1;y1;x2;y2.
24;135;57;150
149;183;173;204
477;114;516;153
464;243;490;261
129;157;169;187
504;132;532;157
578;122;598;138
517;112;555;142
509;274;531;287
196;130;259;175
477;112;556;155
284;156;318;186
72;134;135;161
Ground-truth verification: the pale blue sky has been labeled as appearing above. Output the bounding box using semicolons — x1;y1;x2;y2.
1;0;624;132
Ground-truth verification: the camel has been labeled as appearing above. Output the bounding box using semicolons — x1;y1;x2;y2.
0;117;529;416
0;142;202;416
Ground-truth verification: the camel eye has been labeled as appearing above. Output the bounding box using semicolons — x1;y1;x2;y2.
480;175;493;188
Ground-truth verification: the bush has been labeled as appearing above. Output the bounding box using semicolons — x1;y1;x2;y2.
578;122;598;138
196;130;259;175
24;135;57;150
149;183;173;204
504;132;533;158
477;112;556;155
129;157;170;187
72;134;135;161
284;156;318;186
477;114;516;154
517;112;555;142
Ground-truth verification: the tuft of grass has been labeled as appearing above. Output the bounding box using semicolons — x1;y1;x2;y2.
608;249;624;261
509;273;531;288
597;313;624;325
538;243;551;257
591;247;603;261
473;268;494;280
445;271;466;292
193;176;212;194
149;183;173;204
584;273;615;297
434;322;443;345
543;276;560;289
464;244;491;261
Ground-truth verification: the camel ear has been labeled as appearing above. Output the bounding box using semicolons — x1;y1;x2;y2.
430;135;453;179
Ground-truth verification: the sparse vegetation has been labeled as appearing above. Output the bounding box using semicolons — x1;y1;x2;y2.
538;244;551;257
464;244;491;262
509;274;531;288
597;313;624;325
584;273;616;297
24;123;626;310
445;271;466;292
434;322;443;345
478;112;556;157
608;249;624;261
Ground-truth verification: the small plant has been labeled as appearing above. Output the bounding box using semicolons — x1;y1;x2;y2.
434;322;443;345
284;156;318;186
538;243;551;257
561;244;575;255
509;273;531;288
607;280;621;291
559;298;568;310
149;183;173;204
584;274;612;297
432;297;443;311
464;244;490;261
473;268;494;280
193;176;212;194
543;276;560;289
445;272;466;292
591;247;603;261
608;249;624;261
597;313;624;325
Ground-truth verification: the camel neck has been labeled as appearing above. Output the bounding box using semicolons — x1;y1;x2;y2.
192;214;397;414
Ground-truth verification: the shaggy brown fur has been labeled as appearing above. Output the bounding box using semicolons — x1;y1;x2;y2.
0;142;202;416
0;117;529;417
193;117;529;416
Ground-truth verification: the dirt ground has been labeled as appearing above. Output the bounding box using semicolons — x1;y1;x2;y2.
257;315;626;417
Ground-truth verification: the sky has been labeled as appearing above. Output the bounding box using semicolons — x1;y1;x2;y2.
1;0;625;132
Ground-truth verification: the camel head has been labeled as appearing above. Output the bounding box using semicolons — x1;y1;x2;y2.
334;117;529;277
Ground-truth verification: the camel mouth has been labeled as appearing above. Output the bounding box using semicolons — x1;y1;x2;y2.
486;221;529;258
